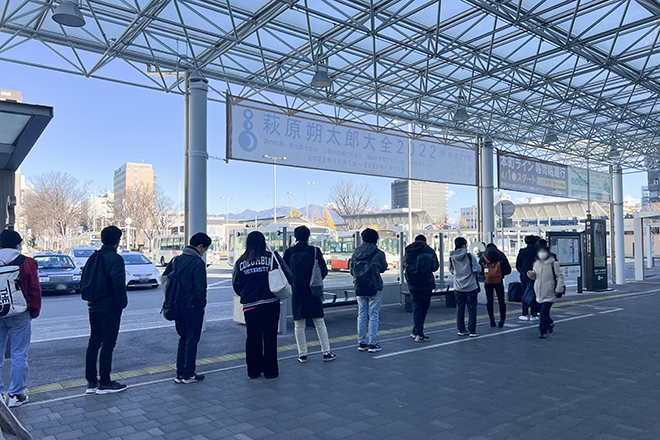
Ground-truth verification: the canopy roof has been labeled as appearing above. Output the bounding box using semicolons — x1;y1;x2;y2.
2;0;659;169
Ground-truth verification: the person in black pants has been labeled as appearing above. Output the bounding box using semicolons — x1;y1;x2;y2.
404;235;439;342
164;232;211;384
515;235;540;321
233;231;284;379
479;243;512;328
449;237;482;337
81;226;128;395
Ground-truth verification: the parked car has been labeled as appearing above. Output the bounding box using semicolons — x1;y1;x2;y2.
71;246;96;268
120;251;160;289
34;253;82;294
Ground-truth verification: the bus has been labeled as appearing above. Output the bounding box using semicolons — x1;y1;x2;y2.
328;229;400;271
206;235;222;264
153;235;185;266
228;223;331;266
68;232;102;250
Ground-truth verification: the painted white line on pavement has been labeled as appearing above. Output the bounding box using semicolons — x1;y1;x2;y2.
374;313;605;360
599;308;624;314
208;279;231;288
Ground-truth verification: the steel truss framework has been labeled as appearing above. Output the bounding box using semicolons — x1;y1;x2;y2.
2;0;660;170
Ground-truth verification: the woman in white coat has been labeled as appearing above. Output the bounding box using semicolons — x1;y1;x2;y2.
527;245;565;339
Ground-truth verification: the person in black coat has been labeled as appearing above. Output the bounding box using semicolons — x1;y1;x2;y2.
515;235;541;321
479;243;512;328
283;226;335;363
404;235;439;342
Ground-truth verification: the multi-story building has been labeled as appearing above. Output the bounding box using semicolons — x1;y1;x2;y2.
391;180;448;225
460;206;478;229
113;162;154;217
81;190;114;231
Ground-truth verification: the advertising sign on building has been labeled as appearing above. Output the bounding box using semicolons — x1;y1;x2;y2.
566;167;612;203
497;151;568;197
227;96;477;186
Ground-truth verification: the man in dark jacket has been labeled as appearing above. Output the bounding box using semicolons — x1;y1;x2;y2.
350;228;388;353
0;230;41;407
163;232;210;384
404;235;439;342
284;226;335;363
81;226;128;395
515;235;540;321
479;243;512;328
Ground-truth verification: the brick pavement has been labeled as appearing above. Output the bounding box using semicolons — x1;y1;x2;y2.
12;282;660;440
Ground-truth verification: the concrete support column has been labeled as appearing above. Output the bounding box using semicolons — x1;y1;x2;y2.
613;167;625;284
646;224;654;269
480;138;494;243
186;70;208;239
634;217;644;281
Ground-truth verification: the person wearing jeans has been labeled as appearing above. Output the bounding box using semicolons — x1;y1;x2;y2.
0;230;41;408
479;243;512;328
284;226;335;363
357;291;383;350
449;237;482;337
527;244;564;339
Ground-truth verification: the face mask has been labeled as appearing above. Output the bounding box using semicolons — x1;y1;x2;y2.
538;251;549;260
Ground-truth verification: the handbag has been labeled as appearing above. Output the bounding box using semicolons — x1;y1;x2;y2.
310;247;324;298
268;249;292;301
467;253;481;293
552;263;566;298
522;281;535;306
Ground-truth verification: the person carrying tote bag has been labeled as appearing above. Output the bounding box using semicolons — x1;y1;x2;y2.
232;231;283;379
283;226;336;363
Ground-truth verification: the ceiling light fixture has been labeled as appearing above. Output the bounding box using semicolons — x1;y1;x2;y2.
52;0;85;27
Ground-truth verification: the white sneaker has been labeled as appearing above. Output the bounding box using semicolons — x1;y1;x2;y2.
519;315;530;321
531;316;540;321
7;394;28;408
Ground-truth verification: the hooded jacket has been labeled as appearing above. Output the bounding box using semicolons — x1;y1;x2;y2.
283;242;328;320
516;244;538;284
0;248;41;318
449;247;482;292
163;246;207;310
528;256;565;304
350;243;388;291
478;247;512;284
233;250;279;310
403;240;440;290
81;245;128;310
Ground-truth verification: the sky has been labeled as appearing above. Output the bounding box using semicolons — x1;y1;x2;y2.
1;59;648;224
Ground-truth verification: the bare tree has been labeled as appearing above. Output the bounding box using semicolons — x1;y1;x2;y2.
327;178;378;217
25;171;88;241
146;184;175;242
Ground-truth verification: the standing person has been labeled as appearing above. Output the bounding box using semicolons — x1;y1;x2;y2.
163;233;211;384
81;226;128;395
350;228;388;353
479;243;512;328
283;226;336;363
515;235;540;321
0;230;41;407
233;231;281;379
404;235;439;342
527;245;564;339
449;237;482;337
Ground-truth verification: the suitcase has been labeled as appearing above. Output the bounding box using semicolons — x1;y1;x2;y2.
508;281;523;302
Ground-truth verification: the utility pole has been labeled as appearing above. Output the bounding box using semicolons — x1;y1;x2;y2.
306;182;315;219
263;155;286;223
287;192;295;218
220;197;233;244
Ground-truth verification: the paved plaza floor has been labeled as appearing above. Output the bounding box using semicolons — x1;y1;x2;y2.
11;280;660;440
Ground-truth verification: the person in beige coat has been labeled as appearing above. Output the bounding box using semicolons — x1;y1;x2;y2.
527;245;565;339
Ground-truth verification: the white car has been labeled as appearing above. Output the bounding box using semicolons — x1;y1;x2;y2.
120;251;161;289
71;246;96;268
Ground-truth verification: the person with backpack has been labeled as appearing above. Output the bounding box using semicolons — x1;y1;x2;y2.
404;235;439;342
479;243;512;328
449;237;482;337
516;235;541;321
81;226;128;395
350;228;388;353
284;226;335;363
527;244;565;339
0;230;41;407
162;233;211;384
233;231;281;379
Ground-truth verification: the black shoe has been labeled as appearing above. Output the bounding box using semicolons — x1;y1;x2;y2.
469;332;479;338
414;335;431;343
264;374;279;379
323;352;337;362
174;376;184;384
497;322;505;328
7;394;29;408
298;355;308;363
368;344;382;353
96;381;127;394
248;374;261;379
490;320;497;327
548;323;555;334
85;381;98;395
539;333;547;339
181;374;205;384
357;343;369;352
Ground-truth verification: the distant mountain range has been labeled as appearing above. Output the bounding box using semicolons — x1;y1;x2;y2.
213;204;343;224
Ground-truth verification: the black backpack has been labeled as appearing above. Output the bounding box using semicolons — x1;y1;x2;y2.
353;248;379;297
80;251;112;302
161;257;193;321
404;251;430;287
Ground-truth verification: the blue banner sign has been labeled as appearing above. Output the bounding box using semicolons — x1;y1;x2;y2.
227;97;477;185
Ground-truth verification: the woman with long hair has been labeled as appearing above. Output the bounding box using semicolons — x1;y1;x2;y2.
232;231;280;379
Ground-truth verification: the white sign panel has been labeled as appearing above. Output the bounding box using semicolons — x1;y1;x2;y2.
567;167;612;203
227;97;477;185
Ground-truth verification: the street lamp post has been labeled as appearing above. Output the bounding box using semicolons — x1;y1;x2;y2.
219;197;233;243
263;155;286;223
306;182;315;219
287;192;294;218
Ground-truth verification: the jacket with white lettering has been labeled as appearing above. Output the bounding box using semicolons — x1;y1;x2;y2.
232;250;278;310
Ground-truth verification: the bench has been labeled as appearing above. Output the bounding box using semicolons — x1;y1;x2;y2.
401;287;456;312
322;290;357;308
